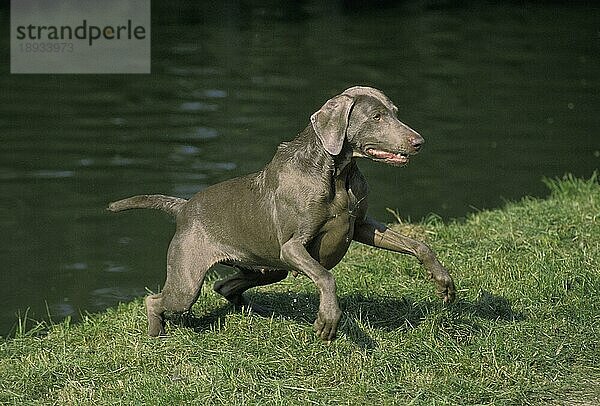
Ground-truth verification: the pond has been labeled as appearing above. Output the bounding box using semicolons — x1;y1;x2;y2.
0;1;598;335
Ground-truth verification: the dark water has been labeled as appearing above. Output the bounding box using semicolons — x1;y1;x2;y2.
0;1;598;335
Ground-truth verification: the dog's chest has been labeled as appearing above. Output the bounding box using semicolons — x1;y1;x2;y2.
307;171;365;269
329;178;359;220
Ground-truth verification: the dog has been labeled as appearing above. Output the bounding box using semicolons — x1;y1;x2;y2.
108;86;456;341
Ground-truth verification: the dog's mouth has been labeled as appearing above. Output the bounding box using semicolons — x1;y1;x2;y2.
364;148;411;166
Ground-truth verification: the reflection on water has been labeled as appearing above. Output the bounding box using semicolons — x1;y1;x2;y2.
0;1;598;335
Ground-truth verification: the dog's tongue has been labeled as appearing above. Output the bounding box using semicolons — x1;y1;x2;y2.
367;148;408;163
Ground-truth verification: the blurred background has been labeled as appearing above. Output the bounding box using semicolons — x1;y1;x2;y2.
0;0;598;336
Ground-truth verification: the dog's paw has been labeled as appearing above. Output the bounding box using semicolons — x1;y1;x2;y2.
314;309;342;341
427;264;456;304
435;274;456;303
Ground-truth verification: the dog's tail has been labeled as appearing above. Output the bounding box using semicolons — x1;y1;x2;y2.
107;194;187;216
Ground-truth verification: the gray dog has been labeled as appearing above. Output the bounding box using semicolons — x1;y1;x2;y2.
109;86;456;341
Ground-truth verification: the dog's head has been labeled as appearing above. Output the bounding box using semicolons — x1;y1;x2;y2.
310;86;424;166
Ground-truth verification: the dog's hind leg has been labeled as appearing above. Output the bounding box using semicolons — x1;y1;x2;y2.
213;267;288;314
145;229;219;336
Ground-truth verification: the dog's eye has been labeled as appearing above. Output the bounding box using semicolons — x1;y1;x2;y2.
373;113;382;121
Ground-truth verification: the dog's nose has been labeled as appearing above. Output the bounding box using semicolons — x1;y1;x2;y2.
411;135;424;151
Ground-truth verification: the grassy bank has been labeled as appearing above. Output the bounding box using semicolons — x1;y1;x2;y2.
1;174;598;405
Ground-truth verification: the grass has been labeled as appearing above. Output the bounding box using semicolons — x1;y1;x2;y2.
1;174;598;405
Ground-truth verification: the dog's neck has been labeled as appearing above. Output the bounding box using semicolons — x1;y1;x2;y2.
265;124;355;187
333;145;355;177
299;124;356;180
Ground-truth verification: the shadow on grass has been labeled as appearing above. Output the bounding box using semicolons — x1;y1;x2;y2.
171;289;523;350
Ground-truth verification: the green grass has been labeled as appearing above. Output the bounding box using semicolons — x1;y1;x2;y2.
1;174;599;405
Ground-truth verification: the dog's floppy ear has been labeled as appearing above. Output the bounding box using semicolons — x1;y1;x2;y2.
310;94;355;156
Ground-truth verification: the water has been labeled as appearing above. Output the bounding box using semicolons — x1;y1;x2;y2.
0;1;598;335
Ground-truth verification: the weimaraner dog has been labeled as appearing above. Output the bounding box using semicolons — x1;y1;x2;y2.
109;86;456;341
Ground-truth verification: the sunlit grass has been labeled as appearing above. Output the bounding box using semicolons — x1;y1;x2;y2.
1;174;598;405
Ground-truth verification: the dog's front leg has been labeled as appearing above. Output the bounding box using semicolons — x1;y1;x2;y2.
353;216;456;303
281;239;342;341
